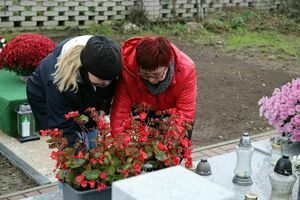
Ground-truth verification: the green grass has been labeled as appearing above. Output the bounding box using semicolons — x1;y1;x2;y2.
1;9;300;59
225;31;300;57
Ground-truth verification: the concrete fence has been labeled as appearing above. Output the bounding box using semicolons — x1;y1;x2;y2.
0;0;281;29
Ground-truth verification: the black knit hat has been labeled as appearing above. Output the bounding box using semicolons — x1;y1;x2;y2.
80;35;121;80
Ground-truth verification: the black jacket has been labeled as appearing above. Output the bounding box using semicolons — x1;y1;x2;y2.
26;38;117;145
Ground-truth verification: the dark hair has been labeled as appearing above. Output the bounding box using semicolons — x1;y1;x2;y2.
136;36;172;71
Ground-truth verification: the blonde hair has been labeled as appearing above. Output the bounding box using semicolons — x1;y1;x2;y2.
53;45;85;92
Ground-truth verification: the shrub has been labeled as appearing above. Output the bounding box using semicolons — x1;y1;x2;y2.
0;33;56;76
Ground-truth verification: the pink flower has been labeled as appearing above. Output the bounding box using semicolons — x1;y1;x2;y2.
259;79;300;141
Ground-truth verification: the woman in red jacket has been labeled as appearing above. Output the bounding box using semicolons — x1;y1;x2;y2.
110;36;197;138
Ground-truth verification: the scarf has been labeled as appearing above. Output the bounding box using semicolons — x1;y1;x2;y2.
143;60;174;96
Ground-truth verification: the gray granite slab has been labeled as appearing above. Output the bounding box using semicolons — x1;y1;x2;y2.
252;139;272;156
112;166;236;200
195;151;299;199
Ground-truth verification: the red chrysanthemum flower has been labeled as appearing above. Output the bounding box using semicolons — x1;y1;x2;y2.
0;33;55;76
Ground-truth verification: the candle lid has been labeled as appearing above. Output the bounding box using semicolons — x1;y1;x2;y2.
274;155;292;176
195;158;212;176
238;133;252;148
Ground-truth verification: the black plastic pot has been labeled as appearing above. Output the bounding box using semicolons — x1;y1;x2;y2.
62;183;111;200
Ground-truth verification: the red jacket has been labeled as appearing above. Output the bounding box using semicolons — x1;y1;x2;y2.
110;37;197;135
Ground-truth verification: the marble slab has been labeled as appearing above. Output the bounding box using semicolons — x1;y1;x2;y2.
112;166;235;200
252;139;272;156
194;150;299;199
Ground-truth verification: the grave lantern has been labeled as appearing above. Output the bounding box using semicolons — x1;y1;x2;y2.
232;133;254;186
269;155;296;200
195;158;212;176
15;103;39;142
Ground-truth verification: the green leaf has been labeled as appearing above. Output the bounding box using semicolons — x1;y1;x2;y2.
112;156;121;168
107;165;116;176
83;169;101;180
123;163;131;170
105;151;112;161
57;170;65;180
71;158;86;168
79;115;89;123
127;157;133;163
63;148;75;157
104;157;109;164
155;152;167;161
65;172;75;183
46;138;52;143
125;147;139;156
94;152;102;158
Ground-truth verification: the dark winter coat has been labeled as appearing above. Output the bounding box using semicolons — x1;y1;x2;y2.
26;39;117;145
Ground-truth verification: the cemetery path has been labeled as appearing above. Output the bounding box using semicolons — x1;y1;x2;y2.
175;42;300;147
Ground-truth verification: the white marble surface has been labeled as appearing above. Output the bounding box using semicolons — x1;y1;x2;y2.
197;150;299;199
112;166;236;200
252;139;272;156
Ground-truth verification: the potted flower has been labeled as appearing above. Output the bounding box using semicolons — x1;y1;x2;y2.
259;79;300;155
41;107;193;200
0;33;55;77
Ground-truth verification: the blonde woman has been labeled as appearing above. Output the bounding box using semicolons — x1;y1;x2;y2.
27;35;121;147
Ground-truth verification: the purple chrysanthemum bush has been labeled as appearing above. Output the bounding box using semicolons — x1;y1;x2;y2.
259;79;300;142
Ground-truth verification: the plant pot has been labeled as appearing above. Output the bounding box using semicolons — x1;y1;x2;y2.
62;183;111;200
282;142;300;157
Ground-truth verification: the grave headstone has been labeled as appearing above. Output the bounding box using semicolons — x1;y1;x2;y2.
112;166;236;200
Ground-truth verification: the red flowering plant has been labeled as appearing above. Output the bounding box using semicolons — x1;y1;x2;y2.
41;107;193;192
0;33;55;76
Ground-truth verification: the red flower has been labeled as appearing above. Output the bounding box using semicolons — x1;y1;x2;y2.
64;111;79;120
123;135;131;146
89;180;95;188
138;112;147;121
50;151;57;160
80;180;88;188
76;151;84;159
0;33;55;76
163;159;170;166
172;156;180;166
99;172;107;179
139;150;147;161
75;174;85;184
184;158;192;168
181;138;189;148
96;183;106;192
40;129;50;136
90;158;97;165
134;162;141;174
121;169;129;178
158;143;167;151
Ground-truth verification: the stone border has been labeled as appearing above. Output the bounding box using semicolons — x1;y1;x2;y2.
0;143;50;186
193;130;276;153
